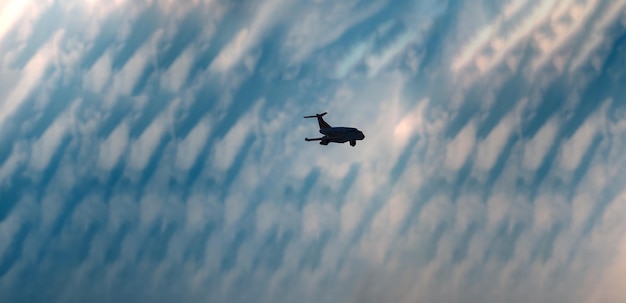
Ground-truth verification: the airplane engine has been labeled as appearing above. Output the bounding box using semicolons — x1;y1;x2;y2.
350;140;356;146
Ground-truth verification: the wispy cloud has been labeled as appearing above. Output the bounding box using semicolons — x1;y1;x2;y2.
0;0;29;44
2;0;626;302
0;30;61;128
210;0;292;74
282;0;389;64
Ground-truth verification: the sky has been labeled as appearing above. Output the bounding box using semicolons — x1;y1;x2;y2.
1;0;626;302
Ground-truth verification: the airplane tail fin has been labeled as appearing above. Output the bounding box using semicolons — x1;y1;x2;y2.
303;112;327;118
303;112;331;129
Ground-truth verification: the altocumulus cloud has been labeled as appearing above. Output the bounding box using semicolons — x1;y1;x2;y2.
1;0;626;302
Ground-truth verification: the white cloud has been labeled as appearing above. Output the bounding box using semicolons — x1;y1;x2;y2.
585;235;626;303
419;193;455;231
475;115;513;171
335;42;369;78
475;98;527;172
128;116;166;171
386;192;411;233
255;200;279;237
210;0;290;74
98;121;129;170
2;1;626;302
570;0;626;72
357;206;393;266
558;117;597;172
211;119;249;173
111;31;159;96
160;48;193;92
0;0;29;44
210;28;250;74
453;0;570;77
175;118;210;171
81;0;132;16
83;52;112;93
445;122;476;170
571;191;593;231
455;192;486;232
365;30;417;77
486;0;558;72
533;191;567;231
224;191;246;227
139;192;167;228
531;0;601;73
0;30;63;128
211;100;263;173
71;194;107;230
28;114;68;171
107;192;138;232
0;142;27;185
487;192;510;228
186;192;220;233
156;0;216;20
301;203;324;238
283;0;387;64
523;119;558;171
451;0;531;73
452;23;496;73
581;188;626;302
39;192;65;230
340;196;365;238
0;202;26;258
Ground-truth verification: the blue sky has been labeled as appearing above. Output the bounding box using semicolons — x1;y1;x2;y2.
1;0;626;302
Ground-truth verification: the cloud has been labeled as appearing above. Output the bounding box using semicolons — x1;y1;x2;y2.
2;1;626;302
475;98;526;172
211;100;263;174
586;235;626;303
127;116;166;172
98;121;129;170
523;118;558;171
28;113;67;171
0;0;29;44
174;117;210;172
365;30;417;77
531;0;602;72
335;42;369;78
210;0;291;74
111;35;156;96
210;28;251;74
83;52;112;93
0;30;62;128
160;48;193;92
0;144;26;185
452;0;561;77
570;0;626;72
282;0;388;64
558;105;602;172
445;121;476;170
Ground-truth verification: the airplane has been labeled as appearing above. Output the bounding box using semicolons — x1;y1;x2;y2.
304;112;365;146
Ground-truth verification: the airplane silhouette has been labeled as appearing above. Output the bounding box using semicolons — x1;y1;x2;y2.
304;112;365;146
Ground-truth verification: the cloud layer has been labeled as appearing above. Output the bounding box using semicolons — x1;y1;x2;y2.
1;0;626;302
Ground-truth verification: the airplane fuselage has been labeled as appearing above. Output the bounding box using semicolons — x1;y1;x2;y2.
320;127;365;146
319;127;365;143
304;112;365;146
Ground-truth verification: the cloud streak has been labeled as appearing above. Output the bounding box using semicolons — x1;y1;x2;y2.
1;0;626;302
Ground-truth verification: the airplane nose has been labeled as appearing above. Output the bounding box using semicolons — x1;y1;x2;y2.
359;131;365;139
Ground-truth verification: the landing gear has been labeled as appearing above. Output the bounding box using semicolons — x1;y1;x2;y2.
320;140;329;145
350;140;356;146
